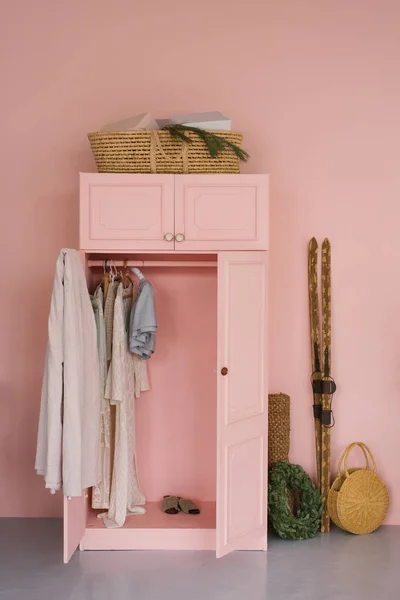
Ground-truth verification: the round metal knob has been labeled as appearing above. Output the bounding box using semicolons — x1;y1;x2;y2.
175;233;185;242
164;233;174;242
221;367;228;376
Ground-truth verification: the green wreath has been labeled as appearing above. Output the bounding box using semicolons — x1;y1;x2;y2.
268;462;322;540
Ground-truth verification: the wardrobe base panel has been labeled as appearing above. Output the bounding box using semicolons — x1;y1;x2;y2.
81;527;217;551
80;531;267;552
81;502;266;552
81;531;267;552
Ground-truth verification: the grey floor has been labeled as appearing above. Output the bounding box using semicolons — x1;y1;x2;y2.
0;519;399;600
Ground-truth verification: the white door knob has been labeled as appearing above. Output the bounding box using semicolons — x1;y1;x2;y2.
175;233;185;242
164;233;174;242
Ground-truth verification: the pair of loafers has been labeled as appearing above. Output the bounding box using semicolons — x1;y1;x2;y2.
163;495;200;515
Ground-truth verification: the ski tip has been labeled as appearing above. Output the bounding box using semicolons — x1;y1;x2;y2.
309;237;318;250
322;238;331;248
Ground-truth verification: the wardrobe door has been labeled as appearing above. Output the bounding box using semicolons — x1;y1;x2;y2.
80;173;175;251
174;175;268;251
63;495;86;563
216;251;268;558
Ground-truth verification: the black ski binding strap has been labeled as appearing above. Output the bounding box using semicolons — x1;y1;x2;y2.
312;379;336;395
313;404;322;420
314;343;320;373
321;409;332;426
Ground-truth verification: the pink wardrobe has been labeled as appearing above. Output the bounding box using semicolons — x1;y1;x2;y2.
64;173;269;562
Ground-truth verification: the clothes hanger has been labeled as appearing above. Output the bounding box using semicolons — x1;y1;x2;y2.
122;260;135;288
109;260;118;282
131;267;146;281
114;260;124;283
103;260;110;302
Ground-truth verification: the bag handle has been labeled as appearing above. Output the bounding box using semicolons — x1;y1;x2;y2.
337;442;369;475
150;130;189;174
342;442;377;478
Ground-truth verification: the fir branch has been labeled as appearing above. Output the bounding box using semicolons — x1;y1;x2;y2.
162;124;249;162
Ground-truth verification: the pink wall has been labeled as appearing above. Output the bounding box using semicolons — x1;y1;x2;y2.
266;1;400;524
1;1;400;523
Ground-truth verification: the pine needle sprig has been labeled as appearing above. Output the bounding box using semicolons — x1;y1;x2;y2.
162;124;249;162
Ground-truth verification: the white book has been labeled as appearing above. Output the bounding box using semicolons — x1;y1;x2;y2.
169;111;231;131
101;112;159;131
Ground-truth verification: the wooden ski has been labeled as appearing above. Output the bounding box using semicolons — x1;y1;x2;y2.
320;238;332;532
308;238;322;489
308;238;335;533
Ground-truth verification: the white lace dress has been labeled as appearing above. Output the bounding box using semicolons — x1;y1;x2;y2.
91;286;110;509
99;282;148;528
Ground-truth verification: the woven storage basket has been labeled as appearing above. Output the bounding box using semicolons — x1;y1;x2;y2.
268;393;290;468
88;130;243;174
328;442;389;534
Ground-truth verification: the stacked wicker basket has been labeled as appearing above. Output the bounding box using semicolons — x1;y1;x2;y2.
268;393;290;468
88;129;243;174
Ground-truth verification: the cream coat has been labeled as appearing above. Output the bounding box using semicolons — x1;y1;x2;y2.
35;249;100;496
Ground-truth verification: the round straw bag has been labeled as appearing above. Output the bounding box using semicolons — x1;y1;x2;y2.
328;442;389;534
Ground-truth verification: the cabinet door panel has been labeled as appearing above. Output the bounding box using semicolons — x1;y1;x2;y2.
175;175;268;251
63;495;86;563
80;174;175;250
216;251;268;558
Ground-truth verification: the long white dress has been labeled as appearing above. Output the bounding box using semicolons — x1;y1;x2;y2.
100;283;148;528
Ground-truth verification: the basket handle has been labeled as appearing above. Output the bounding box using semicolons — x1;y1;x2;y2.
337;442;369;475
150;131;189;174
342;442;377;478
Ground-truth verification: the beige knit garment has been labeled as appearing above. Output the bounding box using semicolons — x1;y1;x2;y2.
92;282;117;509
104;281;119;362
98;283;149;525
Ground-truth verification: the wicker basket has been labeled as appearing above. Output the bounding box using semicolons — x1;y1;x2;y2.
328;442;389;535
88;130;243;174
268;393;290;468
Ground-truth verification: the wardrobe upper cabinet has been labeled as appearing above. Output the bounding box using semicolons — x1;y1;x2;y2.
80;173;269;251
174;175;269;251
80;174;175;251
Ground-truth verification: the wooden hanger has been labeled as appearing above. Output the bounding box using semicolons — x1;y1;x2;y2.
122;260;135;288
103;260;110;302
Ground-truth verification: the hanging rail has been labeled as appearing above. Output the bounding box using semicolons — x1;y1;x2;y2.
87;260;217;268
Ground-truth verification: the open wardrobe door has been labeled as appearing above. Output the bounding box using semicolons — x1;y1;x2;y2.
63;495;86;563
216;252;268;558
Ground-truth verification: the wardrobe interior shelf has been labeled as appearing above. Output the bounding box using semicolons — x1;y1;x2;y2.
87;501;216;530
